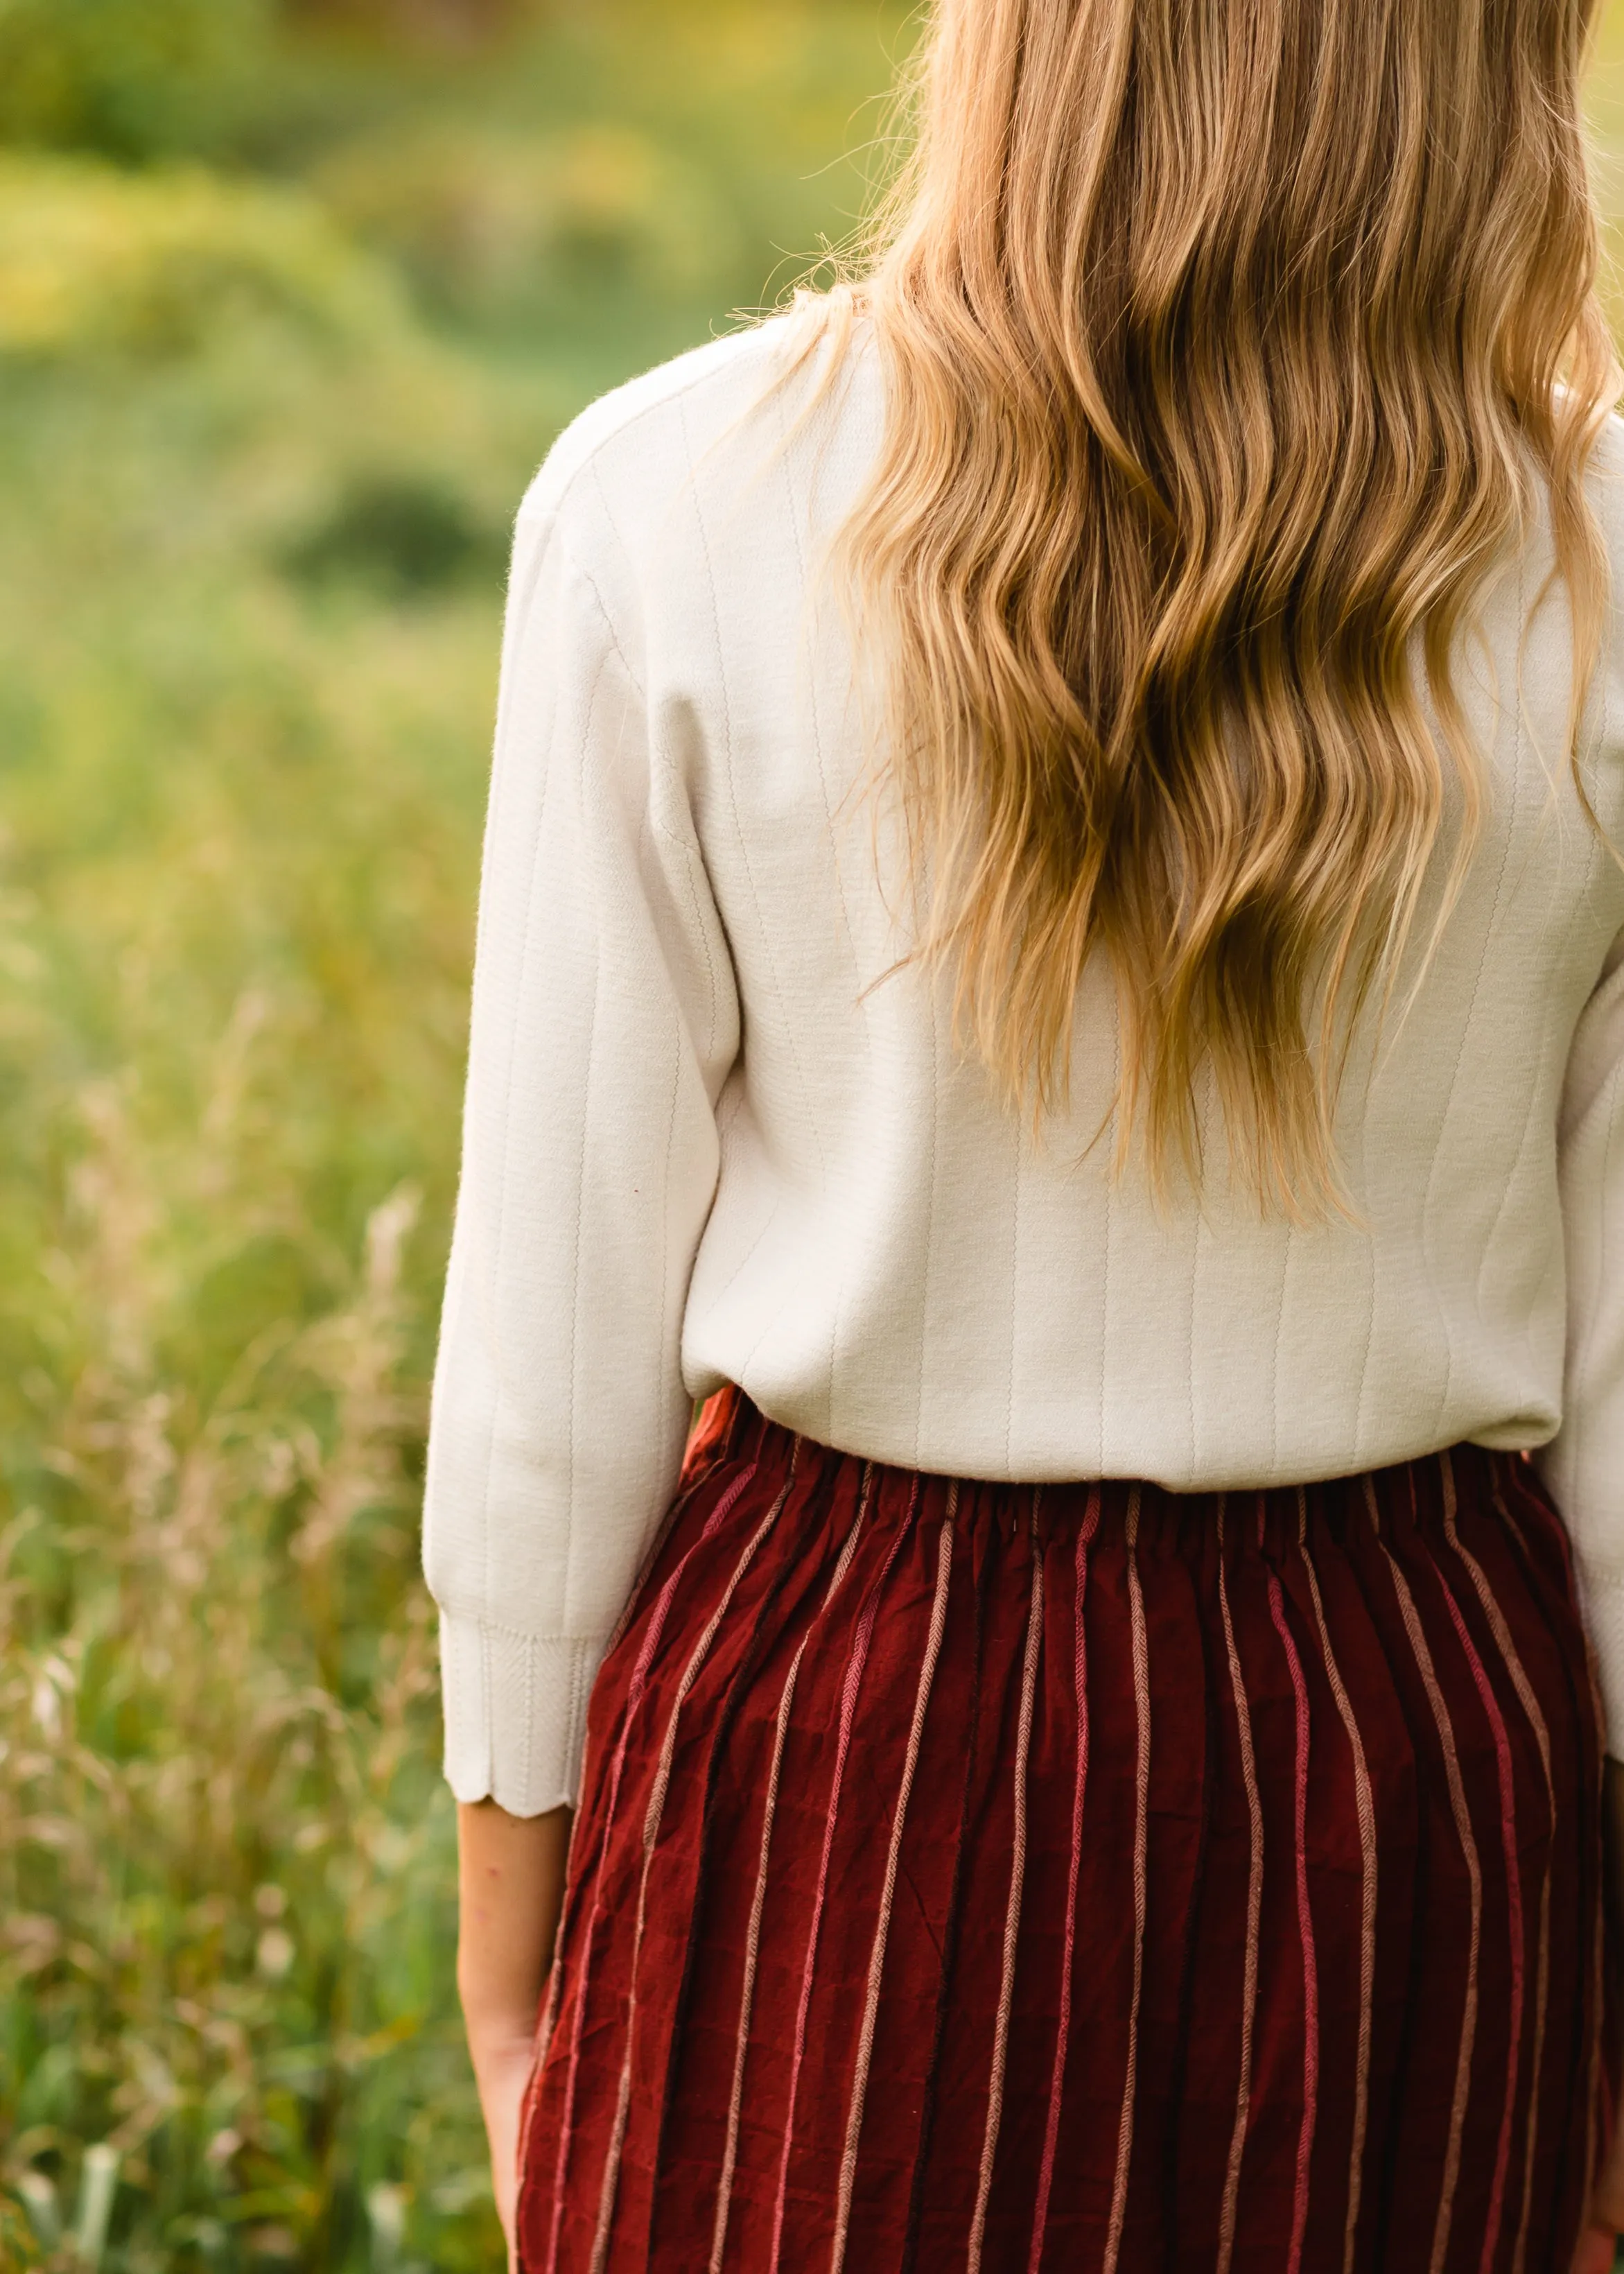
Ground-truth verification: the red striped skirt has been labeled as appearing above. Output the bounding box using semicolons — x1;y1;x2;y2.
516;1388;1614;2274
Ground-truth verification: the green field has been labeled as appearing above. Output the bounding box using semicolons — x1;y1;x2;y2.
2;3;1624;2268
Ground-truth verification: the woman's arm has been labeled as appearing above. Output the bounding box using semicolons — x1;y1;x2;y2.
457;1799;573;2268
423;462;738;1824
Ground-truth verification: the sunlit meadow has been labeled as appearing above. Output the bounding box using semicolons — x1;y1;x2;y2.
1;3;1623;2268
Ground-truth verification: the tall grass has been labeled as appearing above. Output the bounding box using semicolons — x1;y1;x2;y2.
0;324;530;2268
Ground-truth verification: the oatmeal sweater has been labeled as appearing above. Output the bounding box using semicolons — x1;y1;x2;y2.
422;315;1624;1814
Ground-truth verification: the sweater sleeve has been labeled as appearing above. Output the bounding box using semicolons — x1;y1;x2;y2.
421;460;739;1816
1536;922;1624;1759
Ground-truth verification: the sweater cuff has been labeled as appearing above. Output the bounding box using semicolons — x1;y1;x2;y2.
437;1613;607;1816
1575;1556;1624;1764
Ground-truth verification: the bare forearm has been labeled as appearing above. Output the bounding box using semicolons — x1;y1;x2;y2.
457;1797;572;2050
457;1798;573;2260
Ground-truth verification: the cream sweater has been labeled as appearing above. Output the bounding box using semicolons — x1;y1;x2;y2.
422;315;1624;1814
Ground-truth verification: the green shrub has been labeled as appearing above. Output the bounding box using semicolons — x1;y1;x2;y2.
0;0;273;164
279;474;507;598
0;157;407;363
313;118;739;322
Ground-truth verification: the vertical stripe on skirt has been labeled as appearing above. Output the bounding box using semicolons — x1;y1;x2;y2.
1472;1479;1559;2274
1296;1500;1378;2274
1264;1535;1320;2274
830;1493;955;2274
1102;1488;1149;2274
767;1466;909;2274
515;1391;1614;2274
1027;1486;1099;2273
1372;1482;1485;2274
709;1461;875;2273
1215;1501;1264;2274
968;1492;1044;2274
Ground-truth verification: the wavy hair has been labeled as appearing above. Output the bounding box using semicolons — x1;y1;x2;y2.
782;0;1619;1213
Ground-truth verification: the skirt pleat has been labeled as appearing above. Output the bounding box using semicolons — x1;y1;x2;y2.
515;1389;1614;2274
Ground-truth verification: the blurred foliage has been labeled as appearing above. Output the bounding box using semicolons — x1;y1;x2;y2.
0;158;407;361
0;0;275;164
280;473;509;598
0;0;1620;2268
283;0;534;41
313;119;740;320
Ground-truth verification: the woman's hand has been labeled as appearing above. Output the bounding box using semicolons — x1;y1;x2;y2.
469;2029;539;2269
1574;1762;1624;2274
457;1798;574;2272
1575;2097;1624;2274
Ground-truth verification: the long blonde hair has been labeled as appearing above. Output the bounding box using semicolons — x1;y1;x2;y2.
783;0;1619;1213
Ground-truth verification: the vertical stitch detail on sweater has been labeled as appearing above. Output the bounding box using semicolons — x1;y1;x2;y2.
1422;555;1526;1443
771;379;870;1441
1004;1116;1024;1478
911;988;942;1472
676;390;832;1198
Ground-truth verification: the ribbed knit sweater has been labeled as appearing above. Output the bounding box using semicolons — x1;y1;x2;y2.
421;314;1624;1814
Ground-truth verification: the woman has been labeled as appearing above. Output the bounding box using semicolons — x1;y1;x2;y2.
425;1;1624;2266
